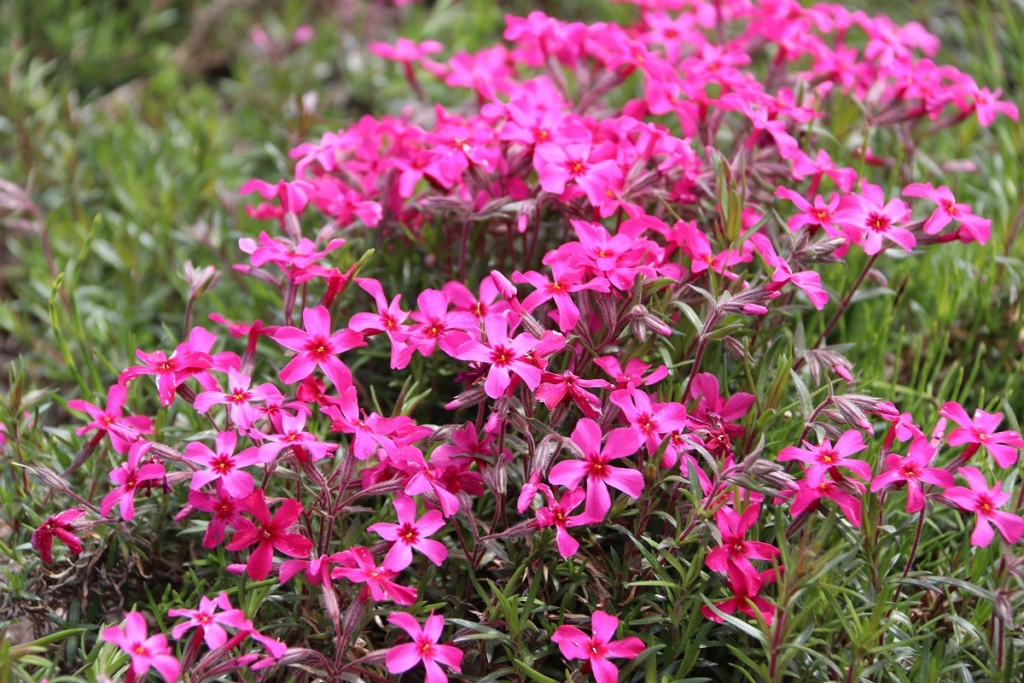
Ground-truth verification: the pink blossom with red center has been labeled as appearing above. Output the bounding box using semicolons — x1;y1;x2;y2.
101;440;165;521
775;187;843;237
168;592;248;649
226;489;313;581
194;369;279;430
549;418;644;523
332;546;418;605
938;401;1024;469
903;182;991;244
778;430;872;488
609;388;688;455
184;430;262;499
385;611;463;683
452;314;542;399
67;384;152;454
943;467;1024;547
368;495;448;571
101;612;180;683
705;504;779;587
271;305;365;388
869;437;953;513
834;183;915;255
551;610;645;683
534;486;588;558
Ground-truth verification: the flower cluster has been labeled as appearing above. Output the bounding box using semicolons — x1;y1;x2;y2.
29;1;1022;681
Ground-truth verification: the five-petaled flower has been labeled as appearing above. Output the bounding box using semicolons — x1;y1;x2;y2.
385;611;463;683
101;612;180;683
869;437;954;513
943;467;1024;547
272;305;365;388
101;440;166;521
368;495;448;571
551;610;645;683
226;489;313;580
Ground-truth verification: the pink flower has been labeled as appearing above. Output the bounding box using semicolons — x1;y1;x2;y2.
101;612;180;683
609;389;688;455
593;357;668;390
322;385;399;460
32;508;85;564
226;489;313;581
256;411;338;463
168;592;248;649
536;371;611;419
702;563;778;625
333;546;418;605
67;384;152;453
749;233;828;310
534;134;623;207
705;504;779;587
551;611;645;683
119;343;213;407
535;486;588;557
903;183;991;244
385;612;463;683
194;369;280;430
442;275;507;322
101;440;165;521
792;149;857;192
348;278;411;363
271;305;365;388
869;437;953;513
370;37;444;63
368;495;448;571
939;401;1024;468
774;188;842;236
786;474;865;527
397;289;479;366
452;314;542;399
188;482;247;548
184;431;262;499
279;551;347;588
549;419;644;522
514;264;610;333
834;183;914;255
778;430;872;488
943;467;1024;547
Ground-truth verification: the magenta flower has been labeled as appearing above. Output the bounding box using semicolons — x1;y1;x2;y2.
903;183;991;244
256;411;338;463
453;314;541;399
786;473;865;527
194;369;279;430
279;551;347;588
368;495;448;571
536;371;611;419
551;611;645;683
271;305;365;388
609;388;688;455
348;278;411;349
834;183;914;255
385;611;463;683
184;431;262;499
101;612;180;683
939;401;1024;468
775;188;843;236
188;482;247;548
369;37;443;63
549;419;644;522
534;486;587;558
442;275;507;322
333;546;418;605
705;504;779;587
792;149;857;192
943;467;1024;547
514;264;610;333
226;489;313;581
397;289;478;368
594;357;668;390
749;233;828;310
322;385;398;460
869;437;954;513
101;440;165;521
32;508;85;564
119;343;212;407
778;430;872;488
168;592;248;649
67;384;152;454
702;563;778;625
534;135;623;207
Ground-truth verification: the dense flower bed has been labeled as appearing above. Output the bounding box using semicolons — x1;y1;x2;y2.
24;0;1023;681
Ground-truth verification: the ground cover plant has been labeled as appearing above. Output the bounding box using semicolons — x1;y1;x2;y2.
2;0;1024;681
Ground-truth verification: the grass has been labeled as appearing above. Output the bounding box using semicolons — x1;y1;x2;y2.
1;0;1023;681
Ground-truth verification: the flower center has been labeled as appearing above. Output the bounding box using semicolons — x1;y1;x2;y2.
866;212;891;233
568;160;585;176
491;345;514;367
211;455;234;475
